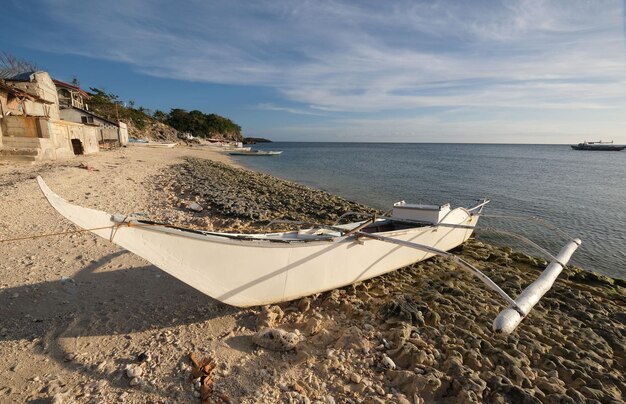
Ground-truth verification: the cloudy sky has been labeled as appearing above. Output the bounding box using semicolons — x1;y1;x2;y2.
1;0;625;142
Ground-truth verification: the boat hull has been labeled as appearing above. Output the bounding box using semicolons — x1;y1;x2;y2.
198;145;252;152
228;150;283;156
130;142;177;148
37;177;476;307
571;144;625;151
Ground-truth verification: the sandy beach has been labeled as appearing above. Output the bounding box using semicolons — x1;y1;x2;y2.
0;146;624;403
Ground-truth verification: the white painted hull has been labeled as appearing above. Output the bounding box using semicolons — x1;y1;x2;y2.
130;142;177;148
228;150;283;156
199;145;252;152
37;177;477;307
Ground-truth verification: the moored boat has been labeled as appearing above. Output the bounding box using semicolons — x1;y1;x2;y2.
571;140;625;151
37;177;581;334
229;149;283;156
201;145;252;152
128;137;149;144
130;141;177;148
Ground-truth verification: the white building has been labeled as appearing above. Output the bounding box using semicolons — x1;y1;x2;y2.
53;79;128;145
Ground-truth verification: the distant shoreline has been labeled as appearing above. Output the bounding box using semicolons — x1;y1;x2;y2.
241;141;626;146
243;137;273;144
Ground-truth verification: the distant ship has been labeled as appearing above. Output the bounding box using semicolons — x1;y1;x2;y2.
571;140;625;151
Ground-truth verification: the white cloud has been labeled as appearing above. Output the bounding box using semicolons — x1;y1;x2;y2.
16;0;626;140
255;103;323;116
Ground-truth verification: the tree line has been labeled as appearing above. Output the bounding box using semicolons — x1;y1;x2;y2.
86;87;153;130
87;88;241;140
155;108;242;139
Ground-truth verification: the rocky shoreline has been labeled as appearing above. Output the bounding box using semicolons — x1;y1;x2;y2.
0;148;624;403
153;157;380;231
155;156;626;403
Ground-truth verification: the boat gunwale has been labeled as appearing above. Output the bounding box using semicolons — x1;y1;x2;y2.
126;214;473;248
38;174;479;248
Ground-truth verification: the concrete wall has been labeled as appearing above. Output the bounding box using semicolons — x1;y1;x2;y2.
101;127;119;141
81;126;100;154
1;119;101;160
118;122;128;145
58;108;128;145
59;108;117;129
9;72;59;120
1;115;53;137
51;120;99;157
1;116;40;138
95;122;127;145
0;88;4;148
21;99;52;118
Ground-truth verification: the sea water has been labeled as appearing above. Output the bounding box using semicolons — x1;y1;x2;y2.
231;143;626;279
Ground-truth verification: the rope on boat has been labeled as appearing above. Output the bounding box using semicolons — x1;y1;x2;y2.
110;215;131;242
0;221;158;244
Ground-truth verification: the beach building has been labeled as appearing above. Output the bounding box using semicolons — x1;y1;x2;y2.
54;79;128;146
0;70;99;161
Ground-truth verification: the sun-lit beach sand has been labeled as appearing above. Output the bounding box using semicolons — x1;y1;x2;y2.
0;146;624;403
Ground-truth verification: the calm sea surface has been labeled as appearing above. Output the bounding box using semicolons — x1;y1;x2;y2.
231;143;626;279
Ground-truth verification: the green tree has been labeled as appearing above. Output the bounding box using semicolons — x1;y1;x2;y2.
153;110;167;122
164;109;242;140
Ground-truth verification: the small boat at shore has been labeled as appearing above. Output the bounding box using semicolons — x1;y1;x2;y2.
229;150;283;156
128;137;176;148
37;177;580;334
128;137;149;144
202;145;252;152
571;140;625;151
130;142;177;148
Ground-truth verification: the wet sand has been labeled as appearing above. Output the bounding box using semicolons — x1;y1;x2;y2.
0;146;624;403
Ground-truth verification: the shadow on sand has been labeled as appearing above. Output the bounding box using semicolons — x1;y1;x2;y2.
1;250;236;341
0;250;239;401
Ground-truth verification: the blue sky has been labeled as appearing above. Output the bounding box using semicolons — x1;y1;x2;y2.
1;0;625;143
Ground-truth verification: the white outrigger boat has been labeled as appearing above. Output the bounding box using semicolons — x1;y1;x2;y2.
228;149;283;156
130;141;177;148
37;177;580;334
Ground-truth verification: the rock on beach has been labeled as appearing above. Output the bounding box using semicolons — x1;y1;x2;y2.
253;328;299;351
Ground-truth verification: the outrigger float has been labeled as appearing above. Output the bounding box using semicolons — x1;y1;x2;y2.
37;176;580;334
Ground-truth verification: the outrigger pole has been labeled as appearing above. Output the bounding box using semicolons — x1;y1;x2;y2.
355;231;520;308
354;231;581;335
322;199;583;335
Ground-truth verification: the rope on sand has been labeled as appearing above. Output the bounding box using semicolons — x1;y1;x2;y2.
0;226;117;244
0;220;213;244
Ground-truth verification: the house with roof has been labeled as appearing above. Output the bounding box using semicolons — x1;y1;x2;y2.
53;80;128;145
0;70;99;161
